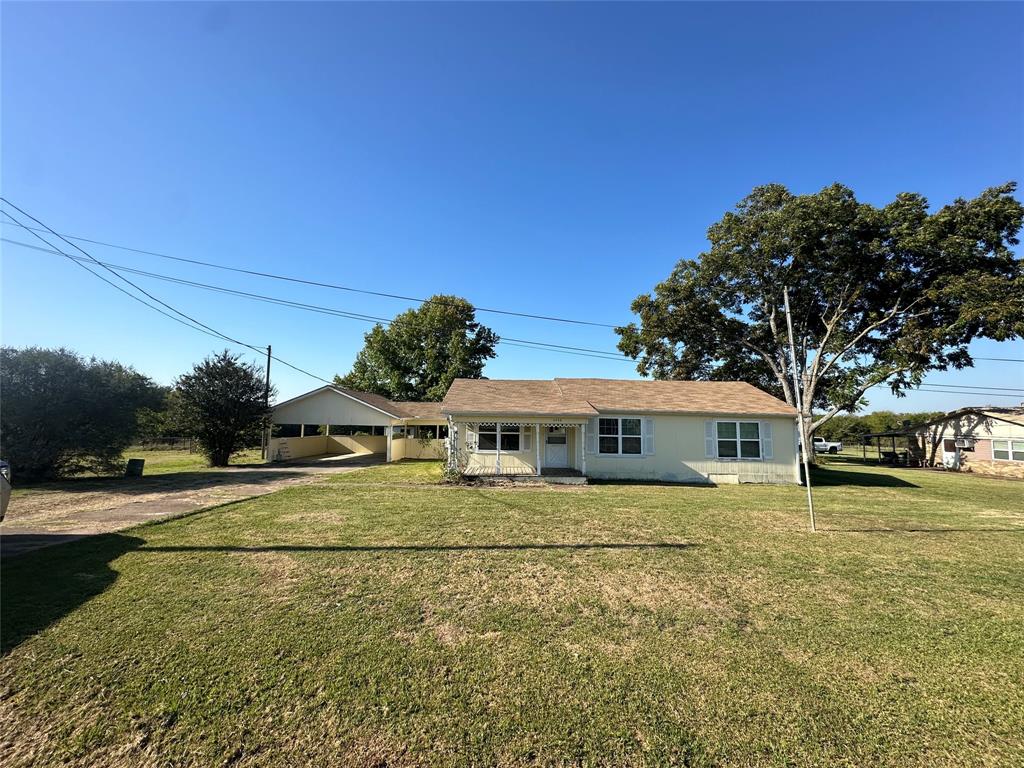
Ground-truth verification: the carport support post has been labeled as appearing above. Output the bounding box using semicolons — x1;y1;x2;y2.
386;426;393;462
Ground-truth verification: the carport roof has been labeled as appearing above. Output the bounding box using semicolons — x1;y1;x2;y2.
273;385;445;421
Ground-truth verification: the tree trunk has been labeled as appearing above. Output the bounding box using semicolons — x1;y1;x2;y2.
209;449;231;467
798;411;817;466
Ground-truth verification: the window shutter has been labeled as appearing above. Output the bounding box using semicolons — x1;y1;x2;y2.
643;418;655;455
761;421;774;460
586;418;599;454
704;421;716;458
522;426;532;452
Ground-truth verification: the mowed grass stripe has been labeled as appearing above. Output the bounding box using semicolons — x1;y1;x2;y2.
2;460;1022;766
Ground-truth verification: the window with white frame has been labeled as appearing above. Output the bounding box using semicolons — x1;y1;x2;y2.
717;421;761;459
992;440;1024;461
598;417;642;455
476;423;520;452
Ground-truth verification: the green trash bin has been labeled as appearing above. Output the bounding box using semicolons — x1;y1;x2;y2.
125;458;145;477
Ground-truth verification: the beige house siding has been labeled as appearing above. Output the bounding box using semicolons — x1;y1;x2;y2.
458;423;544;475
329;435;386;455
454;415;799;484
584;414;798;484
269;435;328;460
267;434;385;461
398;438;446;460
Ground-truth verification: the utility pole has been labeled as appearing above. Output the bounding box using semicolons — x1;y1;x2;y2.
784;287;816;532
261;345;272;460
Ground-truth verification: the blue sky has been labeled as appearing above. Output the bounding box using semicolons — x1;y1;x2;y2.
2;1;1022;409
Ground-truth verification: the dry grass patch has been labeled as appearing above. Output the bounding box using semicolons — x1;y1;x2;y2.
2;460;1023;767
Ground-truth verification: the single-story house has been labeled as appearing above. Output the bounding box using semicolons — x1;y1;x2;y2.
441;378;799;484
907;406;1024;478
268;386;448;462
269;378;800;485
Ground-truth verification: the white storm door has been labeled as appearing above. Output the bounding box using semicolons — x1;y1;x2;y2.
545;429;569;468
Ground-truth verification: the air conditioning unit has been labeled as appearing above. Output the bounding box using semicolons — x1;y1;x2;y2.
954;437;976;450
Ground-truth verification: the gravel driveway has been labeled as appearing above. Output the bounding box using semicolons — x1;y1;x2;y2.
0;455;383;557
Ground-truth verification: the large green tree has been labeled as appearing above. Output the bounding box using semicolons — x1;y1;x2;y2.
617;182;1023;454
174;351;272;466
336;295;498;401
0;347;163;480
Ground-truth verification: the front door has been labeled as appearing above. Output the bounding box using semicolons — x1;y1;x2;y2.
545;428;569;468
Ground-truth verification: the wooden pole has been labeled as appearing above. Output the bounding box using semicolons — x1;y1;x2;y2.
784;287;816;532
261;345;272;460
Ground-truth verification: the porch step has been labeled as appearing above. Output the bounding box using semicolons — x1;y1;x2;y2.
477;474;588;486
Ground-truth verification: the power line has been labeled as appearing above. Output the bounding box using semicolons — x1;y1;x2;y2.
1;199;258;352
1;202;335;386
0;219;620;329
0;213;232;345
9;234;1021;373
973;357;1024;363
4;238;633;362
915;387;1023;399
917;383;1024;393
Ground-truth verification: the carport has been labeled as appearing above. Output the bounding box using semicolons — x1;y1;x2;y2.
267;386;447;463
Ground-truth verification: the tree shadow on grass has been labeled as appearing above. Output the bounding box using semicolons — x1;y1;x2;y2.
138;542;696;554
1;532;143;655
824;527;1024;534
10;468;311;497
811;466;919;488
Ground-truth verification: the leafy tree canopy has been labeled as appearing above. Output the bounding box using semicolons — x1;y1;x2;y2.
336;295;498;401
0;347;163;480
173;351;272;467
617;182;1023;449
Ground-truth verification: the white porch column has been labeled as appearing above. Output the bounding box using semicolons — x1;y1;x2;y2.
535;424;541;476
580;422;586;476
495;425;501;475
300;423;305;438
386;425;393;462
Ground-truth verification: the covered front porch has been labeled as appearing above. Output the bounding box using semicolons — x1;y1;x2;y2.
447;418;589;478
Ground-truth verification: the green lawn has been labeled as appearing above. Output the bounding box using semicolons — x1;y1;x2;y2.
118;447;263;475
2;461;1022;766
9;448;263;498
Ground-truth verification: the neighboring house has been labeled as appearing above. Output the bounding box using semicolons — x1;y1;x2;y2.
441;378;799;484
268;386;448;462
909;406;1024;478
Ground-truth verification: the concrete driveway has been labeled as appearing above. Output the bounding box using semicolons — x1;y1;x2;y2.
0;454;383;558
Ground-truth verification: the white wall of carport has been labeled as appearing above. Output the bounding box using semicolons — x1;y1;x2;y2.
272;388;393;427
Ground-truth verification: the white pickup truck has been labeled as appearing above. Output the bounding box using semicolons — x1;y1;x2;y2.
812;436;843;454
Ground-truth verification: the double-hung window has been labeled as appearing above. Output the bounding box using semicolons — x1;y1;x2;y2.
598;417;642;455
717;421;761;459
476;423;520;452
993;440;1024;461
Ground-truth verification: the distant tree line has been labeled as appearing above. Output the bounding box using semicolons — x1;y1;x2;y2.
1;347;271;481
812;410;945;444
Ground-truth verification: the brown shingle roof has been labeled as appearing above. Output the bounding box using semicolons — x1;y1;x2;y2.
441;379;597;417
554;378;796;416
441;378;796;417
333;387;403;417
334;388;446;419
392;401;445;420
